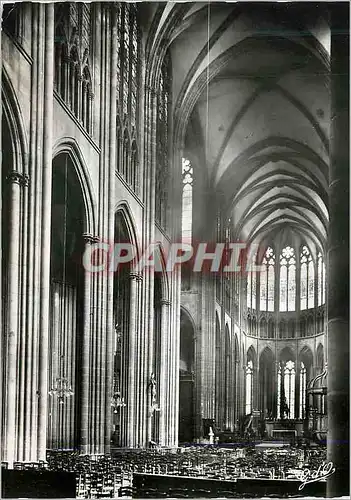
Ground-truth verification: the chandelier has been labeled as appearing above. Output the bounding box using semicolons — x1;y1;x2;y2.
49;377;74;404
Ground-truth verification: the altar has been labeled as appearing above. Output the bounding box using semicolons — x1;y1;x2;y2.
265;420;304;440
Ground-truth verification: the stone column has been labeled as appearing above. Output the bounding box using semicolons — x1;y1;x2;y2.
4;171;23;467
159;299;171;446
105;3;118;454
126;272;139;447
37;3;54;461
327;5;349;497
80;234;97;454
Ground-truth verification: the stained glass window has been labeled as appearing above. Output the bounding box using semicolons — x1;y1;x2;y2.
247;272;252;309
277;360;295;419
155;52;171;227
115;3;140;192
182;158;193;241
54;3;93;133
279;246;296;312
117;3;138;118
300;256;307;310
252;271;257;310
284;360;295;418
300;246;315;310
260;247;275;311
317;252;325;306
247;260;257;310
277;364;281;419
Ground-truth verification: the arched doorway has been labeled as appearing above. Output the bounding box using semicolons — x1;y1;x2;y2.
48;153;85;449
178;309;195;444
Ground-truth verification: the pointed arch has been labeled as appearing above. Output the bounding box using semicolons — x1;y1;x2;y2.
259;317;267;338
179;307;195;442
53;138;97;236
153;243;170;302
114;201;141;264
298;346;313;419
2;69;29;176
288;318;296;338
247;345;257;365
299;345;313;368
279;319;287;339
307;315;314;336
233;332;239;363
300;316;307;337
277;347;296;419
268;317;275;339
316;343;324;372
259;347;274;417
279;245;296;312
278;346;296;362
49;151;89;449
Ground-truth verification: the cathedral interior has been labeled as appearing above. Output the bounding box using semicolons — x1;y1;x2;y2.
1;2;349;498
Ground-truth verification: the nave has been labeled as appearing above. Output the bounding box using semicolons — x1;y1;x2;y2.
1;1;349;498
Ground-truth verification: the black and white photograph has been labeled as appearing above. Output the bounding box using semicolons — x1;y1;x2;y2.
0;1;349;498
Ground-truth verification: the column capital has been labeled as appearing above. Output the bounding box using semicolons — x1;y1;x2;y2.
130;271;142;281
6;170;27;186
22;174;30;187
160;299;171;306
82;233;99;244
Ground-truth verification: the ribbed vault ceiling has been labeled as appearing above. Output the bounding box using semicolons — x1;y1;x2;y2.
156;2;330;251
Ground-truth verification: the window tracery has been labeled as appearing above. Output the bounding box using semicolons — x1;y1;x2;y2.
54;3;93;133
260;247;275;312
317;252;326;306
181;158;193;241
155;52;171;228
279;246;296;312
115;3;140;192
300;245;315;310
277;360;295;419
